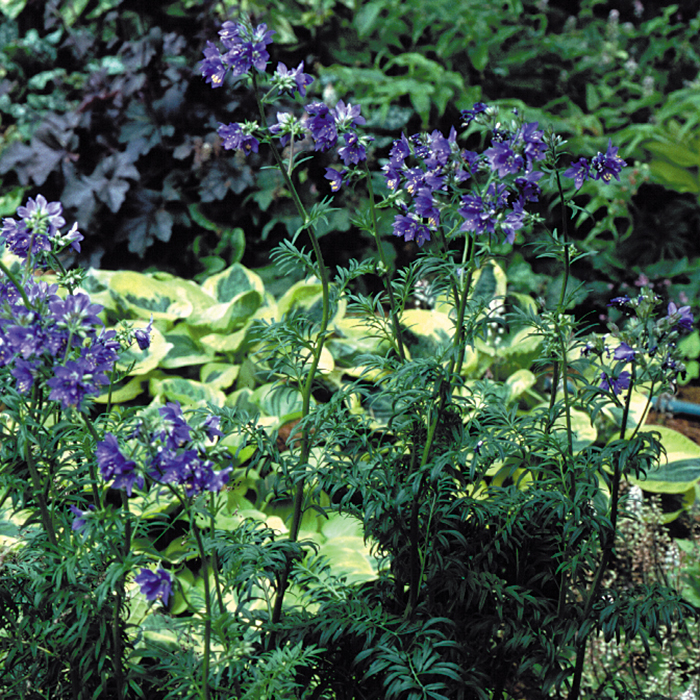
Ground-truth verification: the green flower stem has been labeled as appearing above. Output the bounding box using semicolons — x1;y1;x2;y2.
453;233;476;378
24;438;57;547
405;234;477;616
569;368;636;700
111;592;125;700
363;162;405;362
548;170;574;473
210;511;226;614
252;74;332;625
192;519;212;700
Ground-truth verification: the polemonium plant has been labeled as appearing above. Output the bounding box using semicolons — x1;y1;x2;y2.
0;13;696;700
195;17;694;700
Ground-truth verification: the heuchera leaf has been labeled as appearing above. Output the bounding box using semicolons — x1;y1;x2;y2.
0;112;79;186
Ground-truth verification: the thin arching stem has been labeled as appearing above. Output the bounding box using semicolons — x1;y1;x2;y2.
250;73;333;625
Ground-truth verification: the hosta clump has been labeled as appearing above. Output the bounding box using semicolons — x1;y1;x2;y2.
198;17;697;700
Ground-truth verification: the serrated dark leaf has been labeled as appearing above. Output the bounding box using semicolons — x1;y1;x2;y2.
0;112;79;186
200;159;254;202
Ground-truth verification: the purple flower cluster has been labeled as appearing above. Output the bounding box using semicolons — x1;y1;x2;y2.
0;197;153;410
96;402;230;498
272;61;313;98
384;107;547;247
199;21;275;87
1;194;83;261
0;277;118;408
564;139;627;189
590;291;695;397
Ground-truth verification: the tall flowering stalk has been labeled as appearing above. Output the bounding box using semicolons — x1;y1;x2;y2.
200;19;377;623
0;195;154;699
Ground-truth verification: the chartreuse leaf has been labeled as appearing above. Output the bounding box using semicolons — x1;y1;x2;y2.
400;308;453;360
0;0;28;20
82;268;119;312
202;263;264;304
149;375;226;406
606;389;652;433
505;369;537;403
200;362;240;390
328;315;392;370
317;513;378;584
153;271;217;310
160;324;213;369
277;280;346;326
109;271;193;321
249;382;305;422
200;322;253;355
628;426;700;494
187;289;262;334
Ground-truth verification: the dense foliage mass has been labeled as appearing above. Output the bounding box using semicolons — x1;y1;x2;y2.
2;1;700;699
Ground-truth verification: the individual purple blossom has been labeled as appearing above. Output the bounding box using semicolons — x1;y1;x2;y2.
667;301;694;332
223;22;275;76
337;131;367;166
414;188;440;228
269;112;306;147
63;222;83;253
613;342;636;361
49;293;103;336
46;354;110;410
325;167;345;192
134;315;153;350
382;162;402;191
600;371;631;396
388;133;411;167
218;122;259;155
70;504;94;532
331;100;365;130
17;194;65;237
563;157;590;189
1;218;51;259
203;415;223;440
82;329;120;374
11;358;39;393
96;433;144;495
176;450;232;496
459;183;508;237
6;322;48;360
484;140;524;177
425;129;453;169
159;402;192;448
607;295;631;307
514;170;544;202
403;167;424;195
218;20;242;46
134;568;172;605
519;122;548;164
501;201;526;244
199;41;227;87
